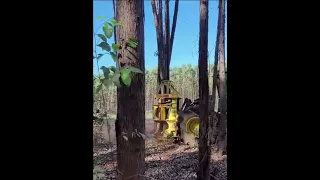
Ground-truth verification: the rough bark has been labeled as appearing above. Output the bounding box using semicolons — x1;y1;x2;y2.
197;0;210;179
164;0;170;79
216;0;227;156
168;0;179;65
209;0;222;146
157;0;166;84
115;0;145;179
151;0;164;84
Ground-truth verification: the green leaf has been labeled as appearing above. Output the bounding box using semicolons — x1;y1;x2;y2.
110;18;121;26
120;68;132;87
100;66;110;78
112;72;121;87
96;16;105;19
109;66;117;73
102;23;113;38
97;53;105;60
110;52;117;62
122;65;143;74
127;39;138;48
107;22;113;27
95;84;102;94
103;22;108;29
106;28;113;38
97;42;111;51
97;34;107;42
112;43;120;52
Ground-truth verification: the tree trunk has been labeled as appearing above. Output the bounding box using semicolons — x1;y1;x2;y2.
151;0;179;85
169;0;179;65
164;0;170;81
151;0;164;85
197;0;209;179
216;0;227;156
115;0;145;179
209;0;222;145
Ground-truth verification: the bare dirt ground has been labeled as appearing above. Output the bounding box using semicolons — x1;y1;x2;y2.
93;121;227;180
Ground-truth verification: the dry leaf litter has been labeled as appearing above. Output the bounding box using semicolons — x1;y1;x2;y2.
93;139;227;180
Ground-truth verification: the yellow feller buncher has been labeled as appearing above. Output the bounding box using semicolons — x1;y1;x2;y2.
153;80;201;146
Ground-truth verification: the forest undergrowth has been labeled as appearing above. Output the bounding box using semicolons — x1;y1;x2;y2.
93;138;227;180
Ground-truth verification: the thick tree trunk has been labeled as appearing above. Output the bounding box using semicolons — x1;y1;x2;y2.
209;0;222;146
197;0;210;179
157;0;166;84
217;0;227;156
164;0;170;80
151;0;165;85
115;0;145;179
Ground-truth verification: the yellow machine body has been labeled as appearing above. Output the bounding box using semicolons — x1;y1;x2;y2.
153;81;180;137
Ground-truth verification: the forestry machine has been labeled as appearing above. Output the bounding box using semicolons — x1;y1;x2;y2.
152;80;201;146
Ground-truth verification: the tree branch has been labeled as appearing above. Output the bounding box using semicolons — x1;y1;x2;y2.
168;0;179;66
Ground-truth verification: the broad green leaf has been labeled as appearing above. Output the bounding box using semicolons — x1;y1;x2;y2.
96;16;105;19
110;52;117;62
100;66;110;78
107;22;113;27
112;72;121;87
97;53;105;60
127;38;138;48
102;25;108;37
97;42;111;51
112;43;120;52
103;22;109;29
109;66;117;73
120;68;131;87
95;84;102;94
102;22;114;39
122;65;143;74
106;28;113;38
97;34;107;42
110;18;121;26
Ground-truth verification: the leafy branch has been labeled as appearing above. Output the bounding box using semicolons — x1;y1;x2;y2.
93;17;143;97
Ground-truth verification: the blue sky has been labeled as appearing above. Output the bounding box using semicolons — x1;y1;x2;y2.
93;0;227;74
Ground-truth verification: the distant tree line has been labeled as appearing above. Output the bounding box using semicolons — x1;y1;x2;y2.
93;63;226;115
